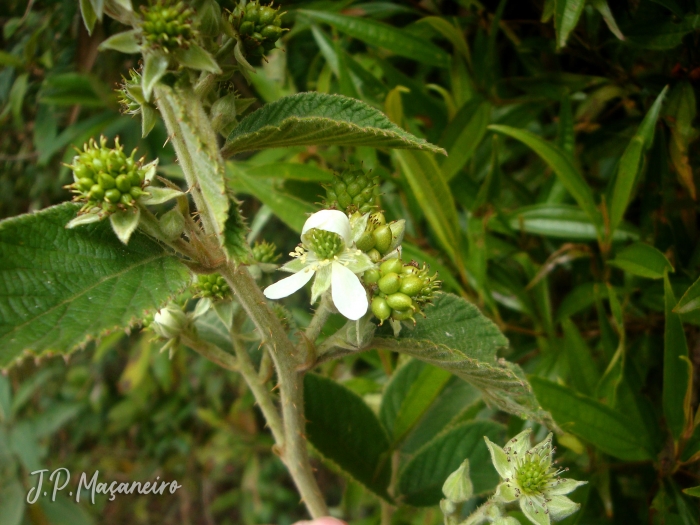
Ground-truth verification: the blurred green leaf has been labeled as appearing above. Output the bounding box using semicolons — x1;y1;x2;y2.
674;276;700;314
683;486;700;498
554;0;585;48
439;98;491;180
590;0;624;40
625;14;700;50
663;273;691;440
0;478;24;525
396;420;503;506
0;203;190;367
299;10;451;68
608;242;673;279
562;319;600;396
304;373;391;500
531;377;655;461
223;93;445;156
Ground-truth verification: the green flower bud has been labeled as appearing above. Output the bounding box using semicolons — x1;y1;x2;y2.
369;211;386;226
98;172;116;190
78;178;95;191
363;268;381;285
115;174;131;192
140;0;196;52
252;240;281;264
151;306;188;339
159;208;186;240
371;297;392;322
89;185;105;201
442;460;473;504
325;166;380;213
120;193;134;206
386;292;413;311
239;20;254;35
380;258;403;276
378;272;401;295
258;6;277;25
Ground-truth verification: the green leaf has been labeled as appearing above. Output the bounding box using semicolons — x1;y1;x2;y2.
97;29;140;53
554;0;586;48
394;150;460;261
379;359;452;447
39;494;95;525
0;203;191;368
373;294;551;425
489;125;602;237
418;16;471;62
396;420;503;506
227;163;316;233
244;162;333;182
608;243;673;279
683;486;700;498
174;43;222;74
664;273;691;440
298;10;450;69
39;73;107;108
142;53;169;101
109;208;140;245
79;0;97;35
439;98;491;180
625;14;700;50
0;479;25;525
674;276;700;314
530;377;655;461
608;87;668;235
304;373;391;500
590;0;625;40
222;93;445;157
506;204;637;242
562;319;600;396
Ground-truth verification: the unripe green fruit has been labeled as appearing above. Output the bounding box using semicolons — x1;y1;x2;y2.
370;211;386;226
159;208;185;241
373;224;392;253
130;186;145;198
392;308;415;321
363;268;381;284
120;193;134;206
386;292;413;311
78;178;94;191
261;25;282;39
378;272;401;295
259;6;277;25
74;165;89;179
240;21;254;35
105;189;122;203
337;193;353;209
115;174;131;192
356;232;376;252
371;297;391;321
380;258;404;275
98;173;116;190
368;249;381;263
89;184;105;201
400;275;424;297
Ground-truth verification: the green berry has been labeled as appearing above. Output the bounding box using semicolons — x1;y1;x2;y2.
380;258;403;276
391;309;415;321
367;249;381;263
120;193;134;206
371;297;392;322
105;189;122;203
356;231;376;252
115;174;131;192
89;184;105;201
240;20;254;35
78;178;94;191
373;225;392;254
363;268;381;284
378;272;401;295
259;6;277;25
386;292;413;311
98;172;116;190
399;275;423;297
130;186;145;198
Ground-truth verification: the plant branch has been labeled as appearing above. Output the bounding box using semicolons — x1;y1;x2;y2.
301;292;334;347
181;331;238;372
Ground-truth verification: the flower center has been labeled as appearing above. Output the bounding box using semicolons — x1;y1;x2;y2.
302;228;345;259
515;454;553;495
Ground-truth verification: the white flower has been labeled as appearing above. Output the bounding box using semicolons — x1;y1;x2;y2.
485;429;586;525
263;210;375;320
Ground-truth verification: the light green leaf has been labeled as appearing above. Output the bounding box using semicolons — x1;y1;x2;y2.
140;187;185;205
98;29;140;53
530;377;655;461
608;242;673;279
372;294;550;425
608;87;668;235
418;16;471;62
109;207;140;245
0;203;191;367
674;276;700;314
396;420;503;506
142;53;169;101
304;373;391;500
174;43;222;74
439;98;491;180
590;0;625;40
683;486;700;498
299;10;450;68
227;163;316;233
79;0;97;34
0;479;25;525
394;150;460;260
664;274;691;440
222;93;445;156
244;162;333;182
506;204;636;242
554;0;586;48
379;359;452;446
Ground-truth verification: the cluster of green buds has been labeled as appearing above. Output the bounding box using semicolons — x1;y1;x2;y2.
229;1;286;57
324;166;380;214
65;136;151;216
366;258;440;324
353;211;405;262
140;0;196;52
193;273;233;301
117;70;158;137
252;240;281;264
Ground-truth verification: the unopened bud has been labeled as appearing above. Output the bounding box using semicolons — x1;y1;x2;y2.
442;459;473;503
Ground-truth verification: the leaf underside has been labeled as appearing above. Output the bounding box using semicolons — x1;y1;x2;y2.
222;92;446;156
0;203;191;368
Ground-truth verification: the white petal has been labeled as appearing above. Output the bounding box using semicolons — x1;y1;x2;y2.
302;210;351;245
331;262;368;320
264;268;315;299
547;495;580;521
547;478;587;496
520;496;550;525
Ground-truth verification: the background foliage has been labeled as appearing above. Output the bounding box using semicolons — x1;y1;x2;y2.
1;0;700;523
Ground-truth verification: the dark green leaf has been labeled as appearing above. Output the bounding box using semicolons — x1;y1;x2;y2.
562;319;600;396
396;420;503;506
222;93;445;156
304;373;391;500
299;10;451;68
439;98;491;181
554;0;586;48
664;274;691;440
0;203;191;367
674;276;700;314
608;242;673;279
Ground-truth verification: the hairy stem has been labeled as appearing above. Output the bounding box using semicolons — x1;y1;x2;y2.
301;292;334;347
181;331;238;372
